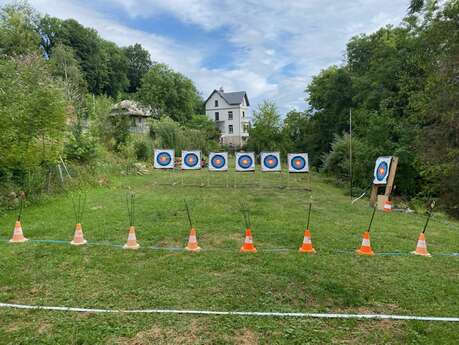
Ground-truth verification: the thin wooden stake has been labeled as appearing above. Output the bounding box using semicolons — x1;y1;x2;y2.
306;203;312;230
184;200;193;228
367;206;377;233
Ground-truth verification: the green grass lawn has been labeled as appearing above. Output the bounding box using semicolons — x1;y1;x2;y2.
0;169;458;344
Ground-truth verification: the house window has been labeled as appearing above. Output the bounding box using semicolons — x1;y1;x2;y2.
243;123;249;133
242;111;245;118
228;125;233;134
215;100;218;107
228;111;233;120
215;112;219;121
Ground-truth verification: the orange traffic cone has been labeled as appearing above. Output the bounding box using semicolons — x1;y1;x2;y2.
123;226;140;250
383;199;392;212
9;220;28;243
240;228;257;253
356;231;374;256
185;228;201;252
70;223;87;246
411;232;431;257
299;229;316;253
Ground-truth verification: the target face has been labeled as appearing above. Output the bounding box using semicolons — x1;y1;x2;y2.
261;152;281;172
235;152;255;171
373;156;392;184
154;149;174;169
288;153;309;173
209;152;228;171
181;151;201;170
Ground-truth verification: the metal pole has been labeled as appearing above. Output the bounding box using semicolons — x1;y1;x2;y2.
422;212;432;234
367;206;377;233
306;203;312;230
349;108;353;202
184;200;193;228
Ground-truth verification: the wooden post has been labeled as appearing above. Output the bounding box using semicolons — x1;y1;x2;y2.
384;156;399;196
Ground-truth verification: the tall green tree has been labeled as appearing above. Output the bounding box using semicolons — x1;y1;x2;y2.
137;63;202;123
100;41;129;98
123;43;152;93
55;19;108;94
306;66;353;157
0;1;40;56
49;43;87;100
412;0;459;216
38;14;62;57
246;101;282;153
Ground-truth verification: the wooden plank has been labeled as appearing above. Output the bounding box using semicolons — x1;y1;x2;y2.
384;156;399;196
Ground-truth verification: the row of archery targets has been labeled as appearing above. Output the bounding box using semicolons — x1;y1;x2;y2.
154;149;310;189
154;150;309;172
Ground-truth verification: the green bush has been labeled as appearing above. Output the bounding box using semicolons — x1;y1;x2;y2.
321;133;374;193
149;116;218;154
133;140;148;161
64;131;98;163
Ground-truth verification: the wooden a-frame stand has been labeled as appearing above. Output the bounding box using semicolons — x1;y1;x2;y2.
370;156;399;208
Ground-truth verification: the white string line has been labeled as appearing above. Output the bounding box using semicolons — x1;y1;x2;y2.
1;303;458;322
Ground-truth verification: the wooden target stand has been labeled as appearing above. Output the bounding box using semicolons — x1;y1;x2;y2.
369;156;399;209
154;166;310;191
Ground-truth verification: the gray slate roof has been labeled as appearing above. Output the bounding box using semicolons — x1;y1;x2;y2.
205;90;250;106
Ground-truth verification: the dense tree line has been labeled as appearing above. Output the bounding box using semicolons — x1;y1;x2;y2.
247;1;459;216
0;1;203;121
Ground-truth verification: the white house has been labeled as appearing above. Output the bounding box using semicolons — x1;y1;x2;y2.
204;87;250;147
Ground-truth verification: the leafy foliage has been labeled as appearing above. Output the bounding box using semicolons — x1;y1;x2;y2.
150;117;218;155
246;101;282;153
303;0;459;215
123;43;152;93
0;1;40;56
137;63;203;123
0;54;67;181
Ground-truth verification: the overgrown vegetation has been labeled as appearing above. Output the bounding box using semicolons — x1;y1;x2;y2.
246;1;459;217
0;1;215;210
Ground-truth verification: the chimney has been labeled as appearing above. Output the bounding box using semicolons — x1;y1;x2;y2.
219;86;224;93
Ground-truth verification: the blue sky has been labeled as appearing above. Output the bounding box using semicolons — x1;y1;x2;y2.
6;0;408;115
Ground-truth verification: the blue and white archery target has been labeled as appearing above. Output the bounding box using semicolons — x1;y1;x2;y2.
288;153;309;173
261;152;281;172
154;149;174;169
208;152;228;171
181;150;201;170
235;152;255;171
373;156;392;184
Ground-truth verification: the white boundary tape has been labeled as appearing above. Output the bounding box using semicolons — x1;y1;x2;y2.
1;303;458;322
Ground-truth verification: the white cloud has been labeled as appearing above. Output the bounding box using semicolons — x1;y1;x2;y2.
4;0;408;115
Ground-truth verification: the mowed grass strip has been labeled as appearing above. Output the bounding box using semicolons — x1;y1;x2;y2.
0;170;458;344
